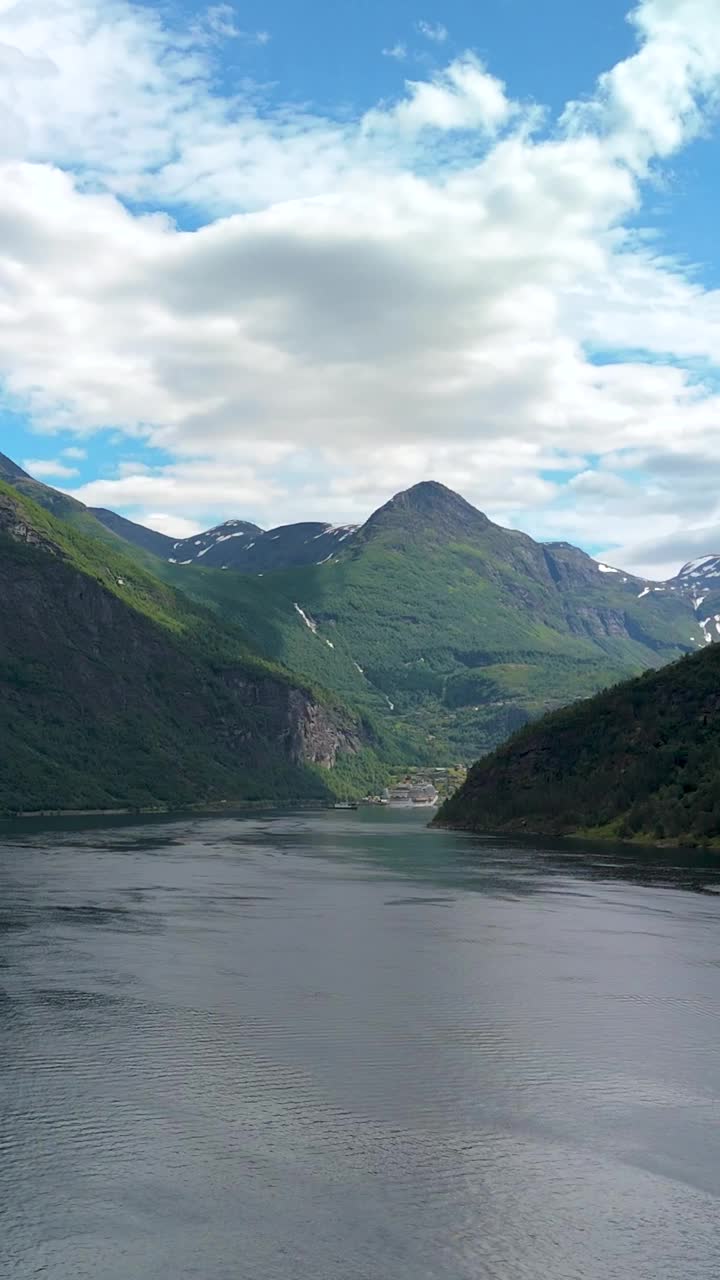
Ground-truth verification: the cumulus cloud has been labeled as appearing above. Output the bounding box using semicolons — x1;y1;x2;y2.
143;512;206;539
563;0;720;171
1;0;720;567
23;457;78;478
364;54;514;133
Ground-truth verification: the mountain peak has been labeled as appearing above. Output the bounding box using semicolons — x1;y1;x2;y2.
676;555;720;581
394;480;484;513
362;480;491;542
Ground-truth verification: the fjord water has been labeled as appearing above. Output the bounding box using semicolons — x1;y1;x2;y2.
2;811;720;1279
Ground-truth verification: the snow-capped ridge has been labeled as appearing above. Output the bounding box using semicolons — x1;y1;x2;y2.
678;555;720;579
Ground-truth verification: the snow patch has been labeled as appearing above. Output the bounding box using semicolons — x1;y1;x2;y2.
637;587;651;599
680;555;719;577
213;532;249;545
597;563;618;574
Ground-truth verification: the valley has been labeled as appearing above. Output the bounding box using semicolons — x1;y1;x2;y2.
1;449;719;815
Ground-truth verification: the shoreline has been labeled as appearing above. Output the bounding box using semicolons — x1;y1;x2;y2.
0;797;330;822
433;817;720;851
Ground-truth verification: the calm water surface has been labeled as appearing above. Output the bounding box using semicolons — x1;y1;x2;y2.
1;808;720;1279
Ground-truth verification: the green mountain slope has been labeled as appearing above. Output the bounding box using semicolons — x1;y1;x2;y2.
155;482;699;762
88;507;177;558
0;451;158;552
436;642;720;844
0;457;708;766
0;482;379;814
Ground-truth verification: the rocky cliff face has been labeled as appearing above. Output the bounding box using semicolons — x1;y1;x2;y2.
0;491;59;554
218;673;362;768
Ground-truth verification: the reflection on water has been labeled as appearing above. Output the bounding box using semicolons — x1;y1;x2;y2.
1;808;719;1279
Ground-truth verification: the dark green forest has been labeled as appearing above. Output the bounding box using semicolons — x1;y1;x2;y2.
0;482;382;813
437;642;720;844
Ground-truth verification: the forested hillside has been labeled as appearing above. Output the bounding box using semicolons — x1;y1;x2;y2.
437;643;720;844
162;481;695;762
0;483;382;813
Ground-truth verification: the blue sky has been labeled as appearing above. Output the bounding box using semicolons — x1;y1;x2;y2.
1;0;720;573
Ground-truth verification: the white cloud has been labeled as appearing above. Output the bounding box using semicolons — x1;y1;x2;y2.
1;0;720;566
365;54;514;133
23;457;78;478
601;524;720;579
416;21;449;44
203;5;241;39
69;457;284;524
563;0;720;172
143;512;205;538
62;445;86;459
382;43;407;61
66;441;562;532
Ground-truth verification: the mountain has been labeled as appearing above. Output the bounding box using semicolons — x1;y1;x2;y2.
89;508;178;559
167;519;263;564
0;452;30;483
667;556;720;642
0;480;379;815
358;480;490;543
89;500;360;573
436;641;720;845
0;454;715;764
154;481;703;762
79;499;720;654
0;452;159;553
0;451;87;521
144;514;356;570
167;519;358;572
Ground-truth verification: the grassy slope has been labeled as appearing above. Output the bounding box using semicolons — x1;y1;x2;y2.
152;503;697;764
0;482;379;812
1;460;700;767
437;642;720;844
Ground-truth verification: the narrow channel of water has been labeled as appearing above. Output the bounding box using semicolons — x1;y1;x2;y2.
2;808;719;1279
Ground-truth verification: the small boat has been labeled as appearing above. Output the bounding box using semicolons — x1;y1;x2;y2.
332;801;359;810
